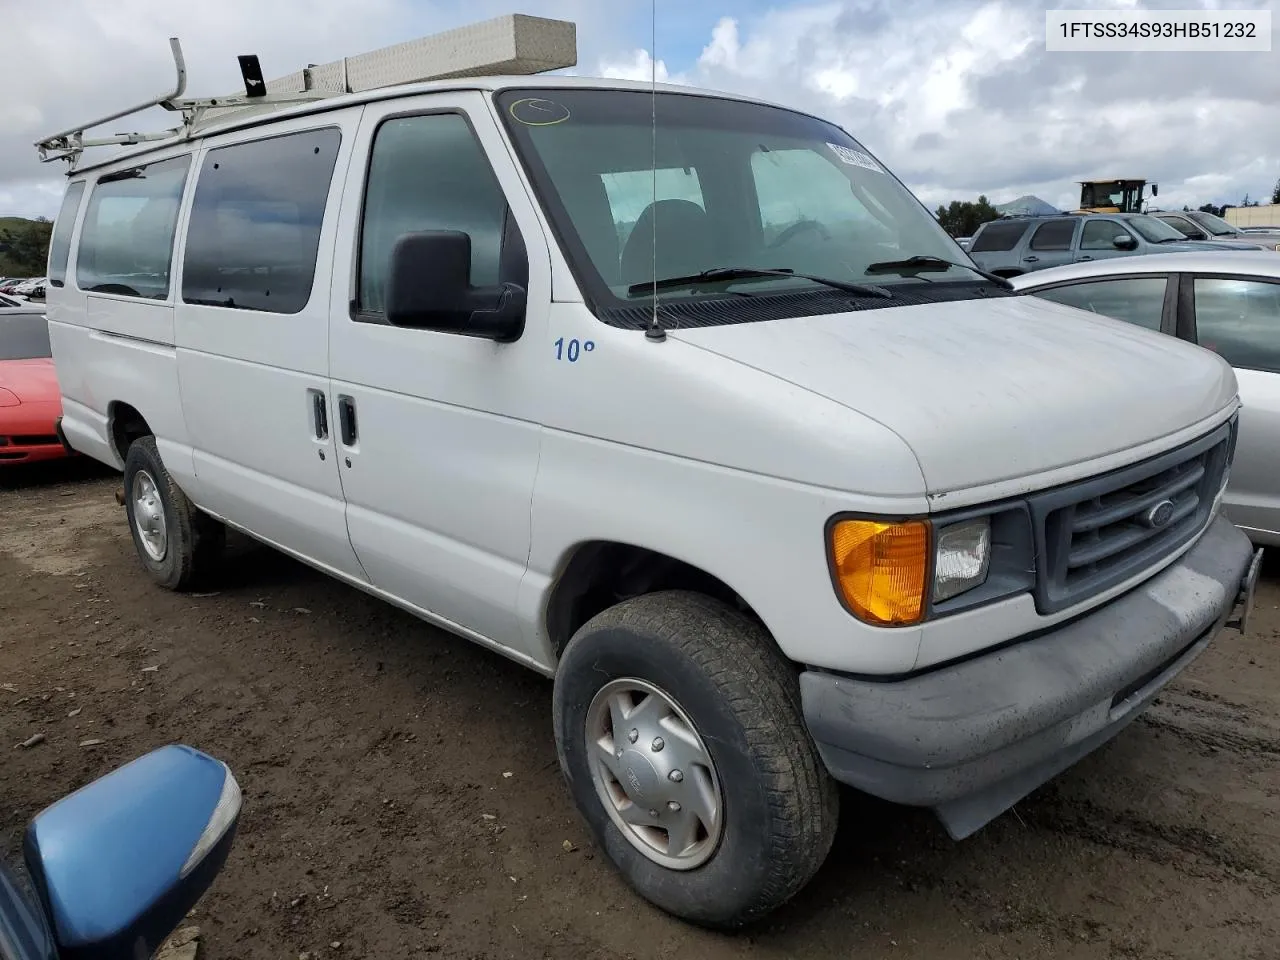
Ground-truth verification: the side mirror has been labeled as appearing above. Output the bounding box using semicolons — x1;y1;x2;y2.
385;231;526;341
1152;184;1159;197
1189;229;1207;240
23;745;241;960
1113;234;1138;250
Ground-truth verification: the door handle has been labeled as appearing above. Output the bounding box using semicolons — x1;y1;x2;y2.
338;395;357;447
1022;256;1039;263
310;390;329;440
1076;255;1094;261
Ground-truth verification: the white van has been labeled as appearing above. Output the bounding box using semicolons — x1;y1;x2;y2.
37;15;1262;928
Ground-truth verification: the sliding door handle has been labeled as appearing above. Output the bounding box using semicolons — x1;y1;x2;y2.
310;390;329;440
338;395;358;447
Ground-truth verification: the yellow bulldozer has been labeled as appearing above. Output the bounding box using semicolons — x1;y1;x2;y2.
1073;179;1158;214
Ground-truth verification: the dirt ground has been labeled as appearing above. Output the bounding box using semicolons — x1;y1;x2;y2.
2;459;1278;960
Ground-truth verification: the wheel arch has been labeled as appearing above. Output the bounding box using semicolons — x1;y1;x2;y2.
544;540;766;659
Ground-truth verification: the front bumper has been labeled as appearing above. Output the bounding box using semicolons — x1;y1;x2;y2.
800;513;1259;840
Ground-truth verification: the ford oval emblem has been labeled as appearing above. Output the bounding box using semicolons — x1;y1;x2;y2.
1143;499;1176;529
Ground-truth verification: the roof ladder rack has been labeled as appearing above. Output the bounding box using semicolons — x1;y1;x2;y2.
34;13;577;171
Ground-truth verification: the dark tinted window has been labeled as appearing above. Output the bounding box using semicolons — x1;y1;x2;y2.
77;156;190;299
1032;277;1167;330
1193;277;1280;373
183;128;341;314
358;114;511;316
1081;220;1132;250
1155;214;1199;238
47;181;85;287
0;314;52;360
969;221;1027;252
1029;219;1075;251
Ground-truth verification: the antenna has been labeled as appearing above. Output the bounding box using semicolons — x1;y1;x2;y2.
644;0;666;342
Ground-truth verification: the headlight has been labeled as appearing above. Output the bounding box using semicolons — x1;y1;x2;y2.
933;519;991;602
828;512;1017;626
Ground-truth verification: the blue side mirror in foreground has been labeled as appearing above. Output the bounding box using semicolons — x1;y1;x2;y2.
0;745;240;960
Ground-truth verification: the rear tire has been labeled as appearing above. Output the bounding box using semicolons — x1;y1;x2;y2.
122;436;224;590
552;590;839;929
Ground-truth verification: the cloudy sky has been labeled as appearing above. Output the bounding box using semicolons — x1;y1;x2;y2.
1;0;1276;219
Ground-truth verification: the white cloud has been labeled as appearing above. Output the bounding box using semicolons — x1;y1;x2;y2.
3;0;1278;220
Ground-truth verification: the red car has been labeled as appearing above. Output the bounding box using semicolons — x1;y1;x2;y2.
0;304;72;464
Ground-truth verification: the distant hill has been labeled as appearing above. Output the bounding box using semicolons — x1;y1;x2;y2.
0;216;52;278
996;195;1060;217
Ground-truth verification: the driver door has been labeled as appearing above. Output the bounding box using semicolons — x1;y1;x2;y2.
325;92;551;661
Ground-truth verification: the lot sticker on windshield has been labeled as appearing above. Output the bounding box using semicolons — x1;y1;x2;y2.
509;98;572;126
827;143;883;172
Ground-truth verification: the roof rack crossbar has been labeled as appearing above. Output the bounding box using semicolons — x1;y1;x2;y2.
34;37;188;166
32;14;578;172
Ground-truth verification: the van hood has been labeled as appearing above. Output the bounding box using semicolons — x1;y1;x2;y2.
670;293;1237;496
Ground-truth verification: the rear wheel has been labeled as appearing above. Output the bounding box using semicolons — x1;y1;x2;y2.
122;436;224;590
552;590;839;929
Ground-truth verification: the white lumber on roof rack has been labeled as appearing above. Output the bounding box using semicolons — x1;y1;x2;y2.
33;13;576;169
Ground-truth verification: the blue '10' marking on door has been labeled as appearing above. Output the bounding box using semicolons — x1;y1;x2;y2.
554;337;595;362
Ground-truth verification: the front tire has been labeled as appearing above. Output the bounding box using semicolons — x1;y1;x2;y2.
552;590;839;929
122;436;224;590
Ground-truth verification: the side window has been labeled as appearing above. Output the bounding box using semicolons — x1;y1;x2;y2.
183;128;341;314
1193;277;1280;373
968;221;1027;253
1032;277;1168;331
603;167;704;251
358;114;515;318
1159;215;1196;238
47;181;86;287
1029;219;1075;251
1081;220;1132;250
77;155;190;300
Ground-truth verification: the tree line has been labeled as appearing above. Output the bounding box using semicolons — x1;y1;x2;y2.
0;217;53;277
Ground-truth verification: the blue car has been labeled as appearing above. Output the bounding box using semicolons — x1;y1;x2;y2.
0;745;240;960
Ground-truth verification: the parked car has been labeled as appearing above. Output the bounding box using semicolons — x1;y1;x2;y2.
38;16;1261;928
1150;209;1280;252
0;745;240;960
0;279;29;295
968;212;1259;276
0;312;73;464
12;278;47;299
1012;250;1280;546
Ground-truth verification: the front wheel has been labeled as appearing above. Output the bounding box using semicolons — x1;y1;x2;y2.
552;591;839;929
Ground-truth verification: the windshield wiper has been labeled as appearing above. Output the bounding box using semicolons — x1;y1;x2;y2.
865;255;1014;290
627;267;893;299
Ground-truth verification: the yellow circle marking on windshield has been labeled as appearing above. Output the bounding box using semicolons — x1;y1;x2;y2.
509;98;571;126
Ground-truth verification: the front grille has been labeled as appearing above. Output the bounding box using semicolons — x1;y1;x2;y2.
1029;419;1234;614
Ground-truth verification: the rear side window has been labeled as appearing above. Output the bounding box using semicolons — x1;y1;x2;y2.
77;156;190;300
969;221;1026;252
183;128;342;314
1193;277;1280;373
47;181;86;287
1031;276;1168;330
1029;219;1075;251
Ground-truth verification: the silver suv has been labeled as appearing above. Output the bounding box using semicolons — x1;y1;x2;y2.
968;213;1259;277
1151;209;1280;252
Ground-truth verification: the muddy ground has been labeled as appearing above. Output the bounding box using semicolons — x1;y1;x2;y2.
2;459;1278;960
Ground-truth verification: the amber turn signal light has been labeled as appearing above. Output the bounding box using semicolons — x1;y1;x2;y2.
828;518;930;626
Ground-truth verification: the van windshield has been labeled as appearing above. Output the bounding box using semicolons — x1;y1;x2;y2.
0;314;52;361
495;88;970;310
